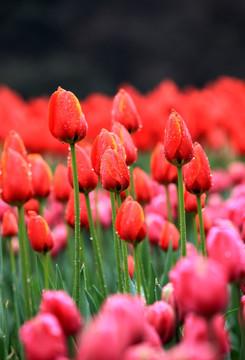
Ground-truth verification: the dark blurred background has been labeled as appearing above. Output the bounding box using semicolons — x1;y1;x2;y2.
1;0;245;99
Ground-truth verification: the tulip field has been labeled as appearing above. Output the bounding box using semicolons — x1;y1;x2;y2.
1;76;245;359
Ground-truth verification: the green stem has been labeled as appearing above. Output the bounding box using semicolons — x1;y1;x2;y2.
43;252;49;289
196;195;206;256
39;198;45;217
8;237;16;274
95;187;103;248
80;229;90;290
165;185;173;223
192;214;200;252
70;143;81;307
110;192;124;293
130;165;136;200
125;188;130;197
116;193;130;294
177;166;187;257
133;244;141;296
85;193;107;298
18;204;32;319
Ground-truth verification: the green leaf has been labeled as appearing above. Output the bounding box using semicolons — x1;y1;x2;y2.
129;276;137;295
36;254;45;290
30;277;42;315
79;268;90;319
148;262;158;304
85;289;99;315
140;238;151;282
154;278;162;302
56;264;65;290
92;285;104;306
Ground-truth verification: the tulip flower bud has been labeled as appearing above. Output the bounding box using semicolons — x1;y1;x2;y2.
3;130;28;159
91;128;126;175
133;167;153;204
122;344;166;360
127;254;135;279
184;188;206;213
19;313;68;360
24;198;40;214
40;290;82;336
67;145;98;194
27;211;54;253
159;220;180;251
1;210;18;238
100;149;130;193
50;224;68;258
1;148;33;205
151;142;177;184
145;300;176;344
28;154;53;198
65;190;90;229
53;164;72;202
183;142;212;195
111;121;137;165
164;109;194;167
48;87;88;144
170;255;229;318
111;88;142;133
115;196;147;244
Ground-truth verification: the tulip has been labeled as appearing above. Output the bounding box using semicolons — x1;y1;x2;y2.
3;129;28;159
19;313;68;360
115;196;147;244
145;300;176;344
183;142;212;195
164;109;194;167
111;121;137;165
122;344;166;360
91;128;126;175
159;221;180;251
1;148;33;206
27;211;54;253
28;154;53;199
40;290;82;336
53;164;72;202
133;167;153;204
24;198;40;214
68;144;98;194
206;225;245;282
100;148;130;193
151;142;177;185
48;86;88;144
111;88;142;133
145;212;163;245
164;109;194;257
50;224;68;257
65;190;90;229
127;254;135;279
170;255;229;318
115;196;147;295
1;210;18;238
184;189;206;214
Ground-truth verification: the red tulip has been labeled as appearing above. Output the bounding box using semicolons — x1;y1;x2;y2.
127;254;135;279
1;210;18;237
53;164;72;202
48;86;88;144
68;145;98;193
111;121;137;165
115;196;147;244
151;142;177;184
1;148;33;205
27;211;54;253
111;88;142;133
3;130;28;159
28;154;53;198
40;290;82;336
133;167;153;204
65;190;91;229
145;300;175;344
184;188;206;213
206;225;245;282
164;109;194;166
170;255;229;318
91;128;126;175
183;142;212;195
24;198;40;214
159;220;180;251
100;148;130;193
19;313;68;360
122;344;166;360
